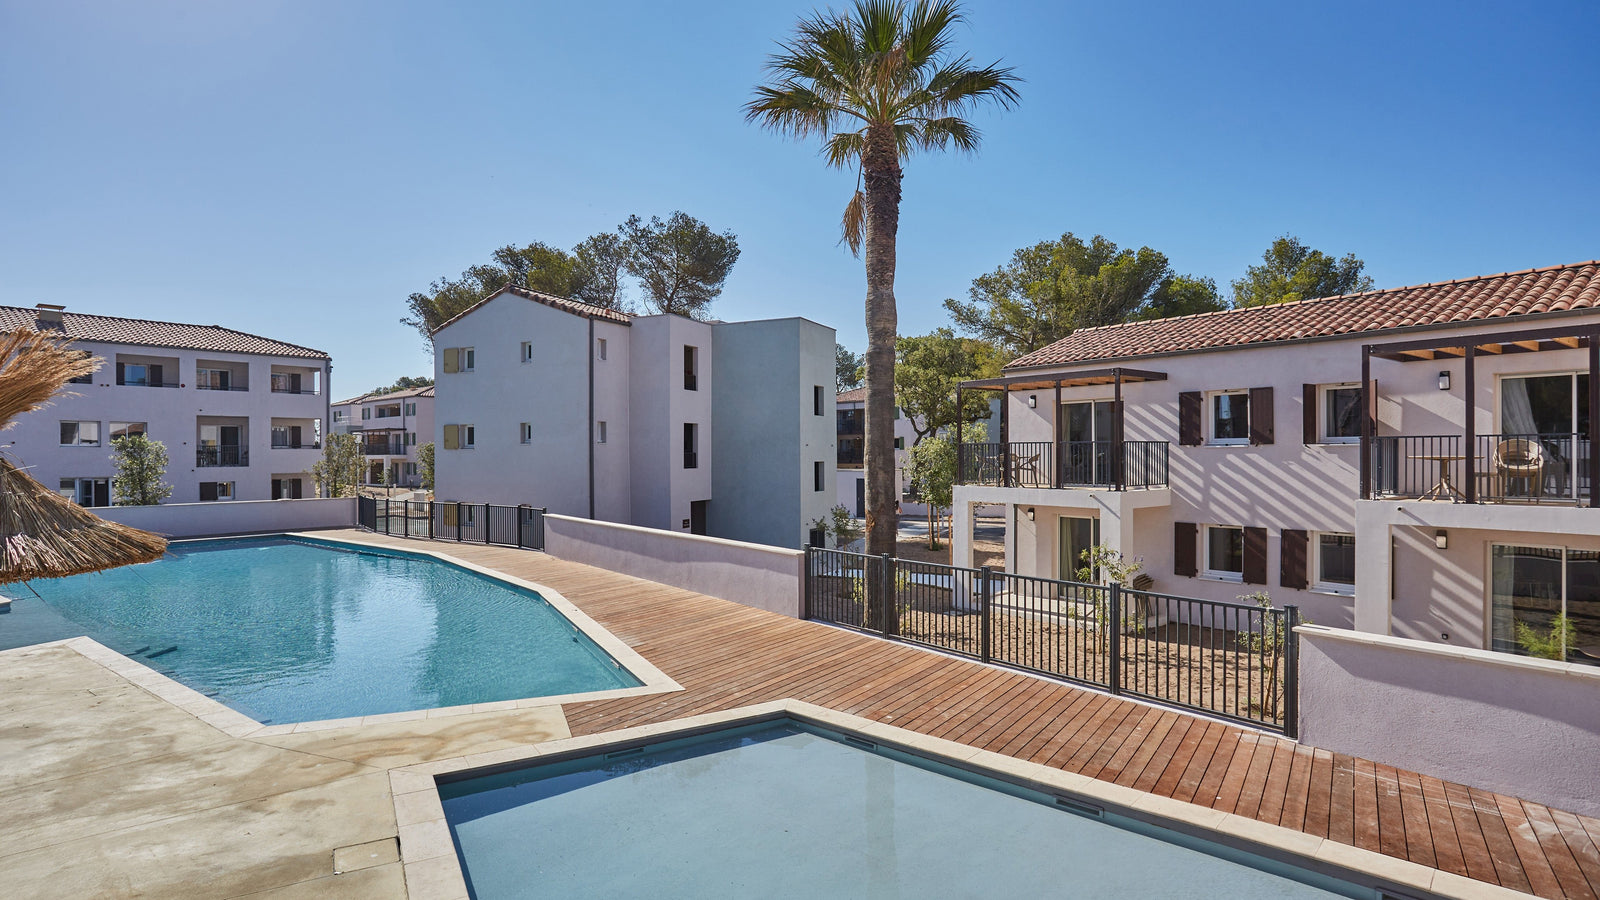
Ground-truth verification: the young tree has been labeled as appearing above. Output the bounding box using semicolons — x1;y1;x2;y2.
904;435;957;550
417;441;435;492
1231;235;1375;307
312;433;364;498
836;343;864;392
110;434;173;506
621;212;741;318
748;0;1020;575
894;328;997;445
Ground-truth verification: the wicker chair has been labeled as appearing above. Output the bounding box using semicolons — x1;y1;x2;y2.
1494;438;1545;499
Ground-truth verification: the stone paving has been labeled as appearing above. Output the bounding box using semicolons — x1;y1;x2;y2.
0;642;568;899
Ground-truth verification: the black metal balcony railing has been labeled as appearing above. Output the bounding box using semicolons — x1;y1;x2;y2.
271;440;321;450
958;441;1169;490
364;440;405;456
270;376;318;394
1370;433;1592;502
196;446;248;467
117;379;180;388
195;383;248;392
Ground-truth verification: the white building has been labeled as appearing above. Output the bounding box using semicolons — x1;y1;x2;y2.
835;387;1000;517
430;286;836;548
331;385;434;488
950;259;1600;665
0;303;330;504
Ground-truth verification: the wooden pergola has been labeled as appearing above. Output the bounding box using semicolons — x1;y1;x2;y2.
1360;323;1600;506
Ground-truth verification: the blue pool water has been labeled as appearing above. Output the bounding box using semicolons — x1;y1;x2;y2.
441;720;1374;900
18;536;640;722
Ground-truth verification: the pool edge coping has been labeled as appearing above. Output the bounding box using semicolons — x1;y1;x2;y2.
9;531;683;739
390;699;1536;900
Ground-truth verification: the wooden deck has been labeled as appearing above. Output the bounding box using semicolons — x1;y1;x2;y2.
337;531;1600;899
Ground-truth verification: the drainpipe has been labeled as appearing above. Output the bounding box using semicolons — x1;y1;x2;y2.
588;317;596;519
323;359;333;499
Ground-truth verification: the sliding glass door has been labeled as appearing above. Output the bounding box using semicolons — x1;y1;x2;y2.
1058;401;1115;486
1490;544;1599;666
1498;373;1591;499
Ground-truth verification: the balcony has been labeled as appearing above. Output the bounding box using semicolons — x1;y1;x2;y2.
271;438;321;450
197;446;248;467
270;368;320;395
1369;433;1592;503
364;439;406;456
958;440;1169;490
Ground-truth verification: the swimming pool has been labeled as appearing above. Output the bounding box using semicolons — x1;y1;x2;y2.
439;717;1377;899
21;536;642;723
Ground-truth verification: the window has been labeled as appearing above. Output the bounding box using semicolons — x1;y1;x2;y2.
405;463;417;476
597;421;608;444
684;422;699;468
1314;533;1356;593
109;422;147;441
1204;525;1245;581
893;437;904;450
60;420;100;446
461;425;475;448
115;362;163;387
195;367;234;391
684;346;699;391
406;431;416;446
521;342;534;363
462;348;475;371
362;408;371;420
520;422;533;444
199;481;235;502
1321;385;1362;443
1491;544;1598;666
332;410;345;422
59;477;109;507
404;402;416;415
597;338;607;360
813;385;824;416
813;460;825;492
1209;391;1250;445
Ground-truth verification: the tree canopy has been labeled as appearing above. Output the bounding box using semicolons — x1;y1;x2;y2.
944;232;1223;355
894;328;1001;445
401;212;740;343
369;375;432;396
621;212;741;319
836;343;864;392
1231;235;1374;307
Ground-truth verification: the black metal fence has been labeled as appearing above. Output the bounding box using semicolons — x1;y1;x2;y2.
357;497;546;550
804;547;1299;735
958;440;1170;490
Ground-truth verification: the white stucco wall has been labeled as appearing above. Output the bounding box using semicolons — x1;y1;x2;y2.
543;513;803;616
9;339;327;504
95;498;357;537
628;315;713;533
1298;625;1600;817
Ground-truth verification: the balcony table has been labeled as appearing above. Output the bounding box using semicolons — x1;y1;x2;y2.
1409;453;1467;501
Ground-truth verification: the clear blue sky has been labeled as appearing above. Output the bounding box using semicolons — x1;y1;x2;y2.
3;0;1596;397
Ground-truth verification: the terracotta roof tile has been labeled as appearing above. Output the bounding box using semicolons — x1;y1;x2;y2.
432;285;632;333
837;387;868;403
1005;260;1600;371
0;306;328;359
334;385;434;406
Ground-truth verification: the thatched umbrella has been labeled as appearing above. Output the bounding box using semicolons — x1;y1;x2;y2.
0;330;166;585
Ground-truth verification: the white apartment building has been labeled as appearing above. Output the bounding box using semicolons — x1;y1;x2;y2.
331;385;434;488
0;303;330;504
951;259;1600;667
431;285;836;548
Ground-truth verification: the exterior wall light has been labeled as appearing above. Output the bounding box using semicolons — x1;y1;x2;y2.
1028;394;1037;408
1435;529;1448;550
1439;371;1451;391
1026;507;1035;521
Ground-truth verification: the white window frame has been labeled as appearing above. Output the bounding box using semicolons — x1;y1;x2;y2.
60;420;101;447
521;342;534;363
1312;531;1356;595
596;421;607;444
109;422;148;441
1206;390;1250;446
597;338;607;360
460;425;475;448
461;348;475;372
1319;384;1362;444
520;422;533;444
1202;524;1245;582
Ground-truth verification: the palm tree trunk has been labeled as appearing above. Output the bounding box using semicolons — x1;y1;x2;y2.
862;126;901;634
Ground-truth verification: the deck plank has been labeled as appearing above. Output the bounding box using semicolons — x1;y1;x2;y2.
324;532;1595;898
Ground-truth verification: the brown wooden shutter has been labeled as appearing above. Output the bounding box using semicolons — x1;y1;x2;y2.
443;425;459;450
1174;521;1198;577
1243;526;1268;584
443;348;459;373
149;364;164;387
1281;529;1309;590
1302;384;1318;445
1249;386;1274;445
1178;392;1202;446
199;482;217;502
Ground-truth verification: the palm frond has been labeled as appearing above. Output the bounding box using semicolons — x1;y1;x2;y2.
903;0;964;65
0;331;97;431
825;130;868;168
912;116;980;153
840;188;867;256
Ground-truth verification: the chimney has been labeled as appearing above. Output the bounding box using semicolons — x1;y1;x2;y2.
35;303;65;326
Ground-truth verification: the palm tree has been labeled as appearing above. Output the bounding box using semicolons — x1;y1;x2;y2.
747;0;1018;628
